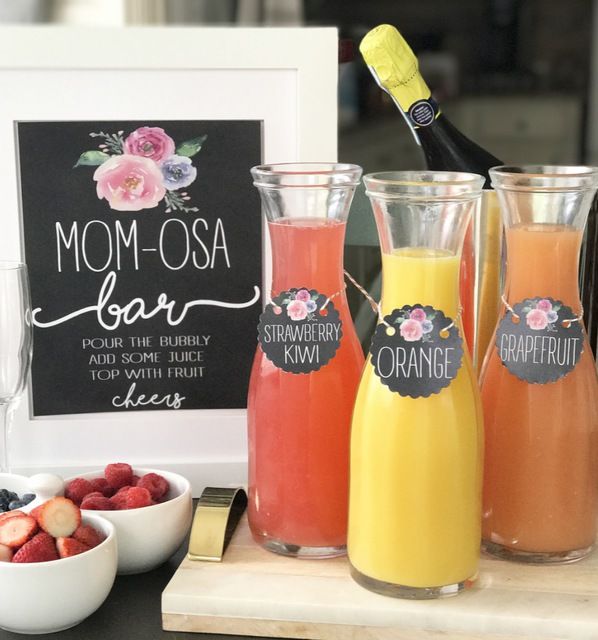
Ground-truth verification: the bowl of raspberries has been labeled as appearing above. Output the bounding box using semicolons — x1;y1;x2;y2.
64;463;192;574
0;497;117;634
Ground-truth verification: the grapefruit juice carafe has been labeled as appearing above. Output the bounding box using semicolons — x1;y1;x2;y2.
481;166;598;563
248;163;364;558
348;171;484;598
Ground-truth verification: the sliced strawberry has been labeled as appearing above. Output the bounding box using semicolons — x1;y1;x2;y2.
0;543;13;562
137;473;170;501
34;497;81;538
56;536;90;559
12;532;58;563
0;515;38;548
72;524;104;549
0;510;25;521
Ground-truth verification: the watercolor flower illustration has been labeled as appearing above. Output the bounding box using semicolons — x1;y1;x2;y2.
522;299;560;332
276;289;320;322
395;307;437;342
75;126;207;213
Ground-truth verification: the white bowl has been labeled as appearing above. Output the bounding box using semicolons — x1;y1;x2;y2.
0;512;117;634
66;467;192;575
0;472;64;514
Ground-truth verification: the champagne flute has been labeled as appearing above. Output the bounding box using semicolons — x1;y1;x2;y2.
0;262;33;472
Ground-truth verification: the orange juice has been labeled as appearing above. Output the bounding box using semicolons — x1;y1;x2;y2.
348;248;483;589
481;223;598;554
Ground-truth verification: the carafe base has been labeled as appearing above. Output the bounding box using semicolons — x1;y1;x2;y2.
258;535;346;559
349;563;475;600
483;540;593;564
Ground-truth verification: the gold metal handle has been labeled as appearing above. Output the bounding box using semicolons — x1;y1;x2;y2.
187;487;248;562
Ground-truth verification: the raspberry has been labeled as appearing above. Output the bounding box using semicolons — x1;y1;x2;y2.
137;473;170;501
131;475;140;486
80;495;114;511
109;491;128;510
65;478;94;505
90;477;114;497
111;486;152;510
124;486;152;509
72;524;104;549
104;463;133;489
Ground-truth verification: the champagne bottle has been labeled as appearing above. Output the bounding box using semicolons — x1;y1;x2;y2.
360;24;504;369
360;24;502;186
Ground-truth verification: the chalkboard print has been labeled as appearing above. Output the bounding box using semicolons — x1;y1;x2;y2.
370;305;463;397
258;288;342;374
496;297;584;384
17;120;262;415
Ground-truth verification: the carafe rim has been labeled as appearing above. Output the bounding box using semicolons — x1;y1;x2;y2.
490;165;598;193
251;163;362;188
363;171;484;201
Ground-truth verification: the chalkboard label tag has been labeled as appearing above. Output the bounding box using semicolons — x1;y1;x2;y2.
496;297;584;384
258;288;342;374
370;304;463;397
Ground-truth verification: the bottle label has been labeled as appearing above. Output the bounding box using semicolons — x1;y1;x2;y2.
370;305;463;397
407;97;439;127
258;288;343;374
495;297;584;384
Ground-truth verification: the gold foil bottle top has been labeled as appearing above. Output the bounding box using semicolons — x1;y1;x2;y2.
360;24;432;114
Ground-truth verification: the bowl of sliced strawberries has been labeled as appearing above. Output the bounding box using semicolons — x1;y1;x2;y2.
65;463;192;575
0;497;117;634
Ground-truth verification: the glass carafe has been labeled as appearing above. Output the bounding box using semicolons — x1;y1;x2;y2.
348;171;484;598
481;165;598;563
248;163;364;558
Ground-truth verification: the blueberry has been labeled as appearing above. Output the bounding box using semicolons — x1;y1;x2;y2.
8;500;26;510
6;492;17;502
0;499;8;511
21;494;36;505
0;489;9;500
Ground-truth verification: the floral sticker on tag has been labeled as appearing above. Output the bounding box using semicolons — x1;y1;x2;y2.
258;288;343;374
370;305;463;397
496;297;584;384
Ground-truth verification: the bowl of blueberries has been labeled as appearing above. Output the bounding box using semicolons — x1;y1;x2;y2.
0;472;64;515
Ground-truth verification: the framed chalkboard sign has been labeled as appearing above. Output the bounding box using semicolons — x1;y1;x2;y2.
0;26;338;488
18;119;262;416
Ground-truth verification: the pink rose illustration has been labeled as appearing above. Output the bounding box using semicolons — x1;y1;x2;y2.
124;126;176;164
536;299;552;313
295;289;311;303
400;318;424;342
287;300;308;321
93;155;166;212
526;308;549;331
409;308;426;322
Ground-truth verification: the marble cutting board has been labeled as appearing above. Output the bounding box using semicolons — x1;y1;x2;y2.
161;516;598;639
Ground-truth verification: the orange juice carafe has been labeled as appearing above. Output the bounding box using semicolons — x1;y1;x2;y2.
481;165;598;562
348;171;484;599
247;163;364;558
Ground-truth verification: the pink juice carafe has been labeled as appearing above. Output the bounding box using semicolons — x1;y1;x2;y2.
247;163;364;558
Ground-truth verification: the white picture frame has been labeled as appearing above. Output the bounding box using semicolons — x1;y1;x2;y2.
0;25;338;492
